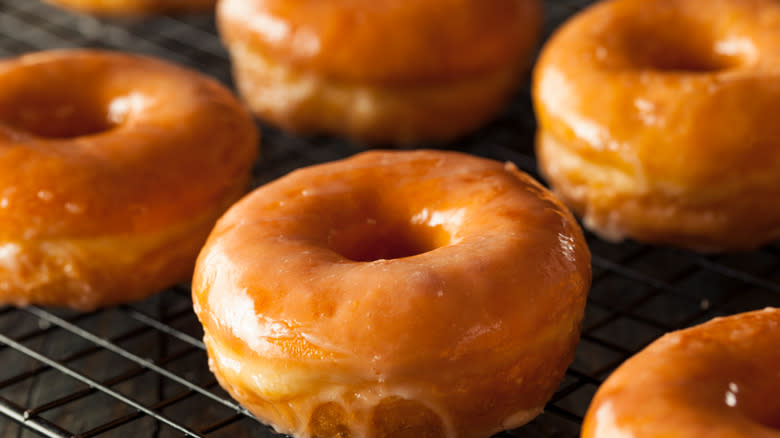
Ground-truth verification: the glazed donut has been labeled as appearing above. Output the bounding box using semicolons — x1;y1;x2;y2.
582;307;780;438
0;49;258;310
45;0;216;15
193;150;591;438
532;0;780;251
217;0;542;145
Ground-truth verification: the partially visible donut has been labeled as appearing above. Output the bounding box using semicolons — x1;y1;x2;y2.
217;0;543;145
532;0;780;251
45;0;216;15
583;308;780;438
193;150;592;438
0;49;258;310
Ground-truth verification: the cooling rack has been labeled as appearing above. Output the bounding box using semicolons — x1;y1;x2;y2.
1;0;778;437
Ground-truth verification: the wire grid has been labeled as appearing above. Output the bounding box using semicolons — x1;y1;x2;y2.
0;0;779;437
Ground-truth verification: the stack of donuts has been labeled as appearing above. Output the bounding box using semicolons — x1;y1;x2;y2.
1;0;778;437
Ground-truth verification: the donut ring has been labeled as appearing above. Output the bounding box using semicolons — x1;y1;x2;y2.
532;0;780;251
193;150;591;438
583;307;780;437
45;0;216;15
217;0;543;145
0;50;258;310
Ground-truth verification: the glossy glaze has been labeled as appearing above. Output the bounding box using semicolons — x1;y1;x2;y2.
45;0;216;15
583;308;780;438
219;42;525;145
193;150;592;438
533;0;780;251
218;0;542;83
217;0;542;144
0;50;258;309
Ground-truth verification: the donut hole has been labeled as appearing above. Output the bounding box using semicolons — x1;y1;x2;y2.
736;378;780;429
741;401;780;429
328;220;448;262
0;90;115;139
756;415;780;430
619;23;744;73
638;48;736;73
630;40;738;72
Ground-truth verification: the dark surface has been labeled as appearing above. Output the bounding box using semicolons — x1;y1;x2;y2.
0;0;779;437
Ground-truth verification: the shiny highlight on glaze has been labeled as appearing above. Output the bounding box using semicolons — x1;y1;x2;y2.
533;0;780;251
218;0;543;144
193;150;592;438
582;308;780;438
0;50;258;309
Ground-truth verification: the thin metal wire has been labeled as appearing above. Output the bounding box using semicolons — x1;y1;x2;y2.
119;305;206;350
76;376;219;438
0;325;150;391
685;254;780;295
22;306;252;417
0;1;778;437
0;333;205;438
0;396;74;438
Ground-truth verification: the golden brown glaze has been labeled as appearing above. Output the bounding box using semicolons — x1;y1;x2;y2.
193;150;592;438
220;44;524;145
218;0;542;83
0;50;258;309
582;308;780;438
217;0;542;145
533;0;780;251
45;0;216;15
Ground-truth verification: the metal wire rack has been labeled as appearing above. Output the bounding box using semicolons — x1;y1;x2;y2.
0;0;778;437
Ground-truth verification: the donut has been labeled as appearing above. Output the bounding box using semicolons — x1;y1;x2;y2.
192;150;592;438
582;307;780;437
217;0;543;145
45;0;216;15
532;0;780;251
0;49;258;310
